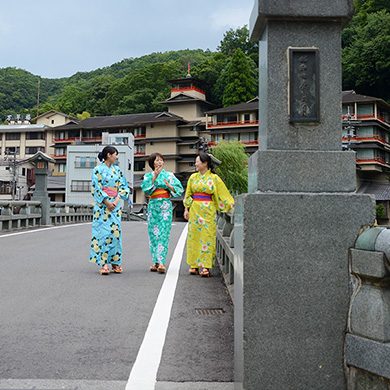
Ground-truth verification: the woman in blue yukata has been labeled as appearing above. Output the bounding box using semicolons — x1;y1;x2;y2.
141;153;184;273
89;145;130;275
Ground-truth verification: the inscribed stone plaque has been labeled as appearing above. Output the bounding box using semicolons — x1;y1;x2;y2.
289;48;319;123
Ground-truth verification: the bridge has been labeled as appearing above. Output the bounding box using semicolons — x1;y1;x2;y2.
0;221;234;390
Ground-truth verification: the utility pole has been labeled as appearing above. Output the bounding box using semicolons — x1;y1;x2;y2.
6;150;18;200
36;79;40;118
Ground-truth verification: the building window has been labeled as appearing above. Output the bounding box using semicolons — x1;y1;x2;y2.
25;147;45;155
5;147;20;155
75;156;96;168
189;144;198;149
71;180;91;192
58;164;66;173
0;182;12;194
22;168;26;176
134;161;145;171
26;132;45;140
55;147;66;156
189;162;195;167
6;132;20;140
51;119;55;125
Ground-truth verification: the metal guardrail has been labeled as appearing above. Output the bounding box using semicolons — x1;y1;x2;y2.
215;211;235;301
0;201;94;232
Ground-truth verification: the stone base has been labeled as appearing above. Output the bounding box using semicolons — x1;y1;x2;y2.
248;150;357;193
234;192;374;390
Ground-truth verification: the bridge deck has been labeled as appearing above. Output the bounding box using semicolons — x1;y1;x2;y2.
0;221;234;390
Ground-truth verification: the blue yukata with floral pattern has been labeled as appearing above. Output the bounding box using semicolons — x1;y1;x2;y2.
89;163;130;266
141;169;184;264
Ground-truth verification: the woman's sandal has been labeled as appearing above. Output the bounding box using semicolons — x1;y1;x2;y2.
100;266;110;275
157;264;166;273
150;263;159;272
200;268;210;277
112;265;123;273
189;268;199;275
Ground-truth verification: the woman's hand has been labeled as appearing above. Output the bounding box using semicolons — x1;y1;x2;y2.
164;179;174;192
104;197;119;211
184;207;189;221
152;165;163;184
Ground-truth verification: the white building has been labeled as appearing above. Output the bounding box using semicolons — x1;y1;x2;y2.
65;134;134;206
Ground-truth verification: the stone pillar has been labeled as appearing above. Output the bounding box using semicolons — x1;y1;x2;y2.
28;152;55;226
234;1;375;389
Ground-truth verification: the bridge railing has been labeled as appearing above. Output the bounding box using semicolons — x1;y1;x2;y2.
215;211;235;301
0;201;93;232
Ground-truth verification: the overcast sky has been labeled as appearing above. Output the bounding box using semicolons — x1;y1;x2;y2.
0;0;254;79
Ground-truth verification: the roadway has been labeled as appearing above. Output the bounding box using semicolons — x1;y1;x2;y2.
0;221;234;390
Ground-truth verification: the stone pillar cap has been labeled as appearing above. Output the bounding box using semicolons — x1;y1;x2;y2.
250;0;354;40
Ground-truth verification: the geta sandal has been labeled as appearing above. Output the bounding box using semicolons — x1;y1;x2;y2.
112;264;123;273
150;263;159;272
157;264;166;273
189;268;199;275
200;268;210;277
100;266;109;275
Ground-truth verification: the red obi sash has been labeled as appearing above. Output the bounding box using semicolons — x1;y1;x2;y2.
102;186;118;198
193;192;212;201
150;189;170;199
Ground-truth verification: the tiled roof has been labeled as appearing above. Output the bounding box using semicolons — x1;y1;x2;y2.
342;90;390;111
357;182;390;201
53;112;186;130
205;97;259;115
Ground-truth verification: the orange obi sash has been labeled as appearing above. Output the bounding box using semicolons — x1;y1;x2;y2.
150;189;170;199
193;192;212;201
102;186;118;198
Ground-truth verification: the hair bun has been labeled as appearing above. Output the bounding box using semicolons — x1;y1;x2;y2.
98;152;103;161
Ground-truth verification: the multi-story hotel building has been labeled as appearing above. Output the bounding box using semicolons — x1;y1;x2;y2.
52;76;213;209
205;97;259;154
0;111;77;200
342;90;390;223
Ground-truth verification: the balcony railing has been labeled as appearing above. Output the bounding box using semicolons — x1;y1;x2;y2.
342;135;387;144
207;120;259;129
134;151;146;156
171;86;205;94
208;140;259;147
134;134;146;139
342;113;390;126
356;157;387;165
53;137;76;143
51;154;67;159
81;137;102;143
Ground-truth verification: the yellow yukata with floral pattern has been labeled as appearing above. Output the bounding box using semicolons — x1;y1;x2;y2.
89;163;130;266
184;170;234;269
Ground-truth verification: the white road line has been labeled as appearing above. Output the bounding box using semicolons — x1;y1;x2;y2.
0;222;91;238
126;224;188;390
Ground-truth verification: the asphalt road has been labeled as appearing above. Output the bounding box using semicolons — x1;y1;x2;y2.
0;221;234;390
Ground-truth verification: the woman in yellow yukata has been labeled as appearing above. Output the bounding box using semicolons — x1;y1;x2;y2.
183;152;234;277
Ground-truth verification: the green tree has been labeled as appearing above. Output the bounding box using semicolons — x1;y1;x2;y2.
218;25;258;64
342;10;390;100
211;140;249;195
222;49;256;107
77;111;91;121
354;0;390;18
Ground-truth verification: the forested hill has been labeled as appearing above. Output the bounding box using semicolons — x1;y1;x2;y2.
0;49;217;122
2;1;390;123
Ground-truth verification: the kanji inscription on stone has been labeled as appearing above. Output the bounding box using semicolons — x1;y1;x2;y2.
289;48;319;123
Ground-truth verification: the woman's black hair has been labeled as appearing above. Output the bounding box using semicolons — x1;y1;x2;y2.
98;145;118;161
148;152;164;169
198;152;216;173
